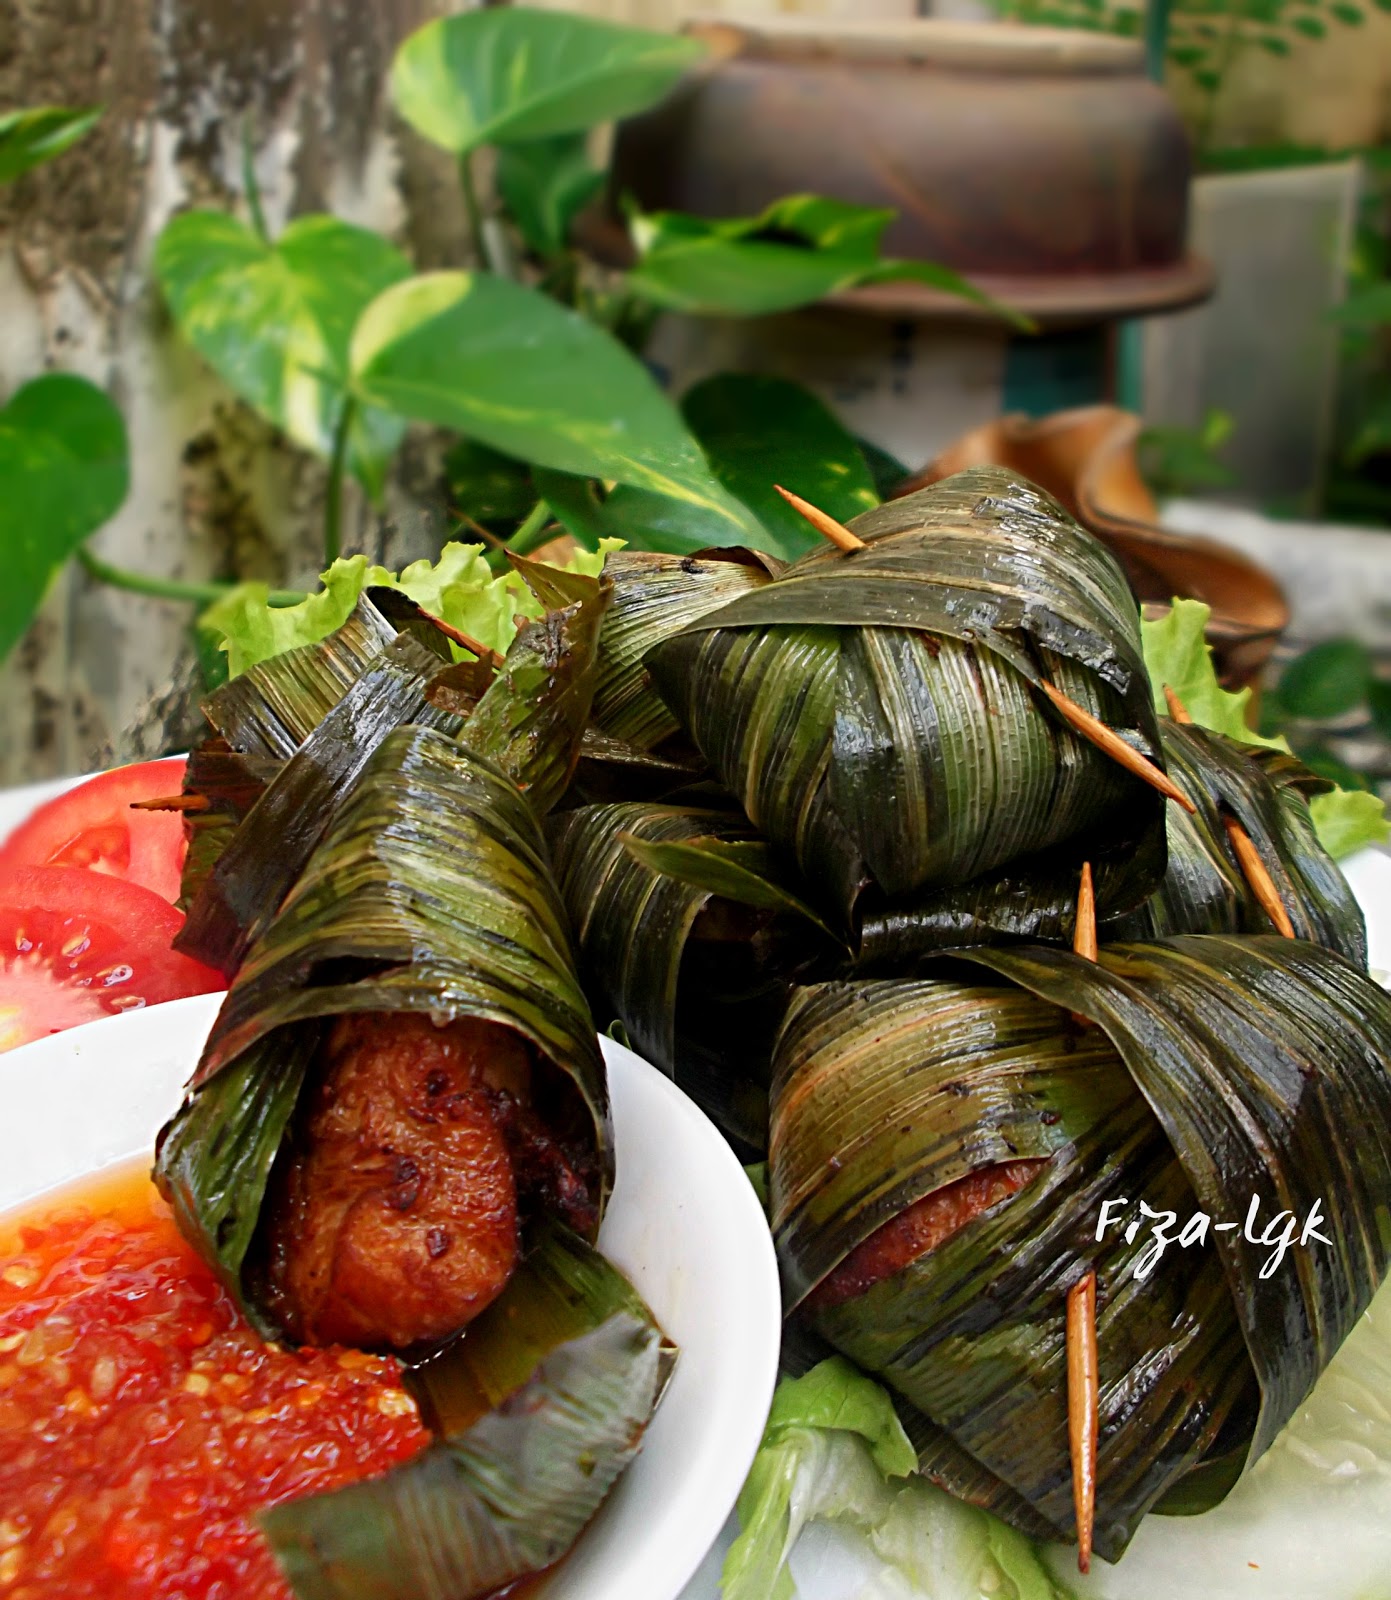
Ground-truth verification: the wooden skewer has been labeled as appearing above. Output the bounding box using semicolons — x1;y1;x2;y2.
1069;860;1097;1030
419;610;501;666
1067;1269;1100;1574
773;484;866;553
1067;865;1100;1572
1073;859;1097;963
1039;681;1196;813
1163;683;1193;724
129;793;211;813
1224;815;1296;938
1164;687;1294;937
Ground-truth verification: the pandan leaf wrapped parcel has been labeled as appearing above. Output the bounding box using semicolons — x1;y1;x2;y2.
176;563;609;973
157;560;678;1599
548;799;838;1152
590;546;776;753
643;468;1171;926
1107;719;1366;967
157;724;611;1346
769;935;1391;1562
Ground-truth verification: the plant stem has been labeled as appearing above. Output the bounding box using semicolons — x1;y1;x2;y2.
503;500;555;559
78;547;304;609
241;118;270;245
324;396;355;564
459;151;488;270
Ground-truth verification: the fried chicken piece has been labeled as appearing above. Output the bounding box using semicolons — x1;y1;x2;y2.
261;1012;531;1350
806;1158;1047;1311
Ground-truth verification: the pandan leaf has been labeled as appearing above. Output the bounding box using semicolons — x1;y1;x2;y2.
460;559;611;815
157;725;609;1334
770;938;1391;1559
262;1224;676;1600
646;469;1168;921
548;801;830;1152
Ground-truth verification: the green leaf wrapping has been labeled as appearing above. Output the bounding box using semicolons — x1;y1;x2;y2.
200;592;402;758
176;628;461;975
261;1224;676;1600
645;468;1168;920
769;939;1391;1560
177;739;284;913
591;547;777;751
1107;721;1367;968
157;725;609;1334
547;801;823;1153
461;559;612;814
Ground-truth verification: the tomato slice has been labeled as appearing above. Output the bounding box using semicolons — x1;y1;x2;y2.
0;866;224;1053
0;757;189;903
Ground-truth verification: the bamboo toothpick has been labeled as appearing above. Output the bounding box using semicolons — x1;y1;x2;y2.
1039;682;1196;813
1067;864;1100;1573
1163;683;1192;724
130;793;211;813
1073;860;1098;963
1224;815;1296;938
1163;687;1295;937
773;484;865;553
419;610;501;666
1067;1269;1100;1574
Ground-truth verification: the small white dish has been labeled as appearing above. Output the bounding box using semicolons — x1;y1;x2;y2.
0;991;782;1600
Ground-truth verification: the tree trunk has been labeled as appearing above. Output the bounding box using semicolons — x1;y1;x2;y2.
0;0;470;783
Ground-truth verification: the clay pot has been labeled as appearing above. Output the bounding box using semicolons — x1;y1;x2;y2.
608;16;1212;326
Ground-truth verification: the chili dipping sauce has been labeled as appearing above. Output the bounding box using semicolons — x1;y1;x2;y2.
0;1160;430;1600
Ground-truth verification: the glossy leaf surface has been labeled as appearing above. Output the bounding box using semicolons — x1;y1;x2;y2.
351;272;756;539
627;194;1017;322
391;8;703;153
262;1225;674;1600
155;212;411;497
0;374;129;664
159;725;609;1334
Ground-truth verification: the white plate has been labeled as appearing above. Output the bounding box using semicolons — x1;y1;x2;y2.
0;992;782;1600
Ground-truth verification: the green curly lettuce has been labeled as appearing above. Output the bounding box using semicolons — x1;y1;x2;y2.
200;538;620;677
1142;599;1388;860
723;1359;1065;1600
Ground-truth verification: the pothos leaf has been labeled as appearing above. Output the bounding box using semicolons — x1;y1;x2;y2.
155;212;411;498
0;105;101;183
0;374;129;665
390;8;704;155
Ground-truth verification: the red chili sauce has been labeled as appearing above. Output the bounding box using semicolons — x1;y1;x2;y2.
0;1160;431;1600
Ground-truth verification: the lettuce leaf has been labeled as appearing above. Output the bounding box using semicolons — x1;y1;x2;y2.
1141;601;1286;750
199;539;619;677
1142;599;1388;860
722;1359;1064;1600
